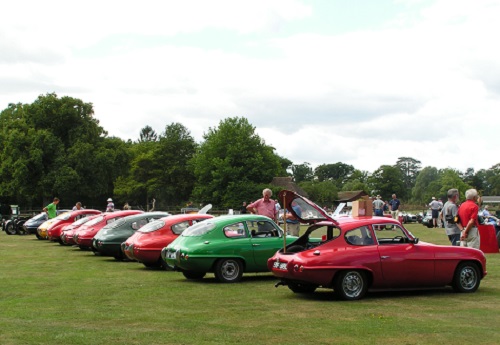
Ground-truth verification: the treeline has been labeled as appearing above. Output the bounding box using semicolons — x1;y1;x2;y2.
1;93;499;210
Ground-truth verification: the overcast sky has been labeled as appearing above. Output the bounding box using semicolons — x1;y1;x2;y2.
1;0;499;173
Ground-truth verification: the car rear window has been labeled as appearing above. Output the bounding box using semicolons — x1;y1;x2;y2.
138;220;165;233
86;215;104;226
182;221;216;237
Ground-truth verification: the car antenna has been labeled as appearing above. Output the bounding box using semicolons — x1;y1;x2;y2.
282;191;287;253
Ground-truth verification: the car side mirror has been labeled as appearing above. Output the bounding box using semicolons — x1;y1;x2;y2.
411;237;419;244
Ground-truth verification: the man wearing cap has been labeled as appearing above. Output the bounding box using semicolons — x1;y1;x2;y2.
106;198;115;212
372;195;384;217
429;197;441;228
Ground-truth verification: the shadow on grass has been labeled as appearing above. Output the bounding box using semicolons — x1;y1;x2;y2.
279;287;456;302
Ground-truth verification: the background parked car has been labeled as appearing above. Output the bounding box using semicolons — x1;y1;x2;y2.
46;209;102;243
123;214;214;269
92;211;170;259
74;210;143;250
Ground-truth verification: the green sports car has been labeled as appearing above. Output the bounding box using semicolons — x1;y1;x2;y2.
161;214;298;283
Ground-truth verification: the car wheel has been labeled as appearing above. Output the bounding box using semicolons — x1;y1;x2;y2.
35;232;43;240
452;262;480;293
182;270;206;280
334;270;368;300
288;282;317;294
214;258;243;283
5;223;16;235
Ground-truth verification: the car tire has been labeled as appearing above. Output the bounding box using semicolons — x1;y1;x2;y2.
334;270;368;300
288;282;317;294
35;232;43;240
5;223;16;235
452;261;480;293
214;258;243;283
182;270;206;280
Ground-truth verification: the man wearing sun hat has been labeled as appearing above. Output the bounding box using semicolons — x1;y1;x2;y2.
429;196;441;228
106;198;115;212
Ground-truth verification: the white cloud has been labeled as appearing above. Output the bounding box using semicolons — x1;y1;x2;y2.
1;0;500;173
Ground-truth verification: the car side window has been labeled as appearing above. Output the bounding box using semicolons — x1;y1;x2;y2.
223;223;247;238
246;220;280;237
172;221;191;235
373;225;409;244
345;226;374;246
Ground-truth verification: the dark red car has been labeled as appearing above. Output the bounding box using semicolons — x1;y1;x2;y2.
122;214;214;268
268;190;487;300
46;209;101;243
61;215;101;245
74;210;143;249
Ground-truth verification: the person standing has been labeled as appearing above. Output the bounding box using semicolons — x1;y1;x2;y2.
442;189;462;246
285;200;302;236
389;194;400;220
457;189;480;249
240;202;247;214
106;198;115;212
43;198;60;219
372;195;384;217
429;197;441;228
247;189;277;231
72;202;83;211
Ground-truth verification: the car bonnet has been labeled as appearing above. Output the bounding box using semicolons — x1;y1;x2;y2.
278;190;338;226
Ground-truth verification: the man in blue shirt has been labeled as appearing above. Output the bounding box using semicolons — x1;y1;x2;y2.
389;194;400;221
285;200;302;236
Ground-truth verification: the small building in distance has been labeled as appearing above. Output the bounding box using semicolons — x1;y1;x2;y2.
270;177;308;198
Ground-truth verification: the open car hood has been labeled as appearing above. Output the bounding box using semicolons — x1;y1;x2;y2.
278;190;338;226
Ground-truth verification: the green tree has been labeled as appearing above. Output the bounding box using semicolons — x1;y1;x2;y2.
299;180;338;207
314;162;355;186
290;162;313;183
0;94;127;208
368;165;405;200
395;157;421;191
138;125;158;142
412;166;440;204
439;169;472;200
191;117;285;208
153;123;197;206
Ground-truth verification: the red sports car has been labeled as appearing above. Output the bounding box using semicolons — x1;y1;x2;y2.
61;215;101;245
74;210;143;249
122;214;214;268
46;209;102;243
268;190;487;300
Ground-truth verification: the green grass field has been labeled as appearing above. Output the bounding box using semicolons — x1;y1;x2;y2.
1;224;499;345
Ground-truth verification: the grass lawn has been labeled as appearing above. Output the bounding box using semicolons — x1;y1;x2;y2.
0;223;499;345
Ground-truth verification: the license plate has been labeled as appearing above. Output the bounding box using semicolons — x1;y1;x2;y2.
273;261;288;270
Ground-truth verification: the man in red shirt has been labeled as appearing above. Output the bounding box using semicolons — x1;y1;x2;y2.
457;189;480;249
247;188;277;221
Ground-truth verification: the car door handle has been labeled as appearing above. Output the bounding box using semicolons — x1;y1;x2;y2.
252;244;260;246
381;256;390;259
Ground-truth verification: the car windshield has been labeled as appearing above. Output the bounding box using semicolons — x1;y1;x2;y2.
85;215;104;226
292;198;329;221
139;220;165;233
54;212;71;221
32;213;48;221
182;221;216;237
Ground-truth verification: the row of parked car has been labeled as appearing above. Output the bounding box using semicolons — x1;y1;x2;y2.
2;191;488;300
